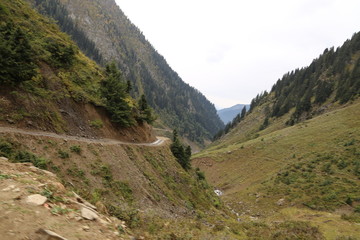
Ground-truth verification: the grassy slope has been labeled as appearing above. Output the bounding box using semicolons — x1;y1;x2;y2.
193;99;360;239
0;0;155;142
0;131;249;239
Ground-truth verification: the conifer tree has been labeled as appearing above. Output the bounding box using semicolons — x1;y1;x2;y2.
100;63;135;127
170;130;191;170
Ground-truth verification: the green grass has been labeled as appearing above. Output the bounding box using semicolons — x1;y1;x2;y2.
193;100;360;239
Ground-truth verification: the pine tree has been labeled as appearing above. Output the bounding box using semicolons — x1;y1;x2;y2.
170;130;191;170
137;94;156;124
240;106;247;119
0;23;36;84
100;63;135;127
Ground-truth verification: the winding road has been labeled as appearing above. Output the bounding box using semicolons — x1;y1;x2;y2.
0;126;167;147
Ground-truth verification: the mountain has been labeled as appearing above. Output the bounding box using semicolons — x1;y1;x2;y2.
0;0;153;142
217;104;250;124
193;32;360;239
28;0;224;145
0;1;242;238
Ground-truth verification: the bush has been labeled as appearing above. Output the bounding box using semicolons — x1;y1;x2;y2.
196;168;206;180
14;150;47;169
70;145;81;154
58;150;69;159
90;120;103;129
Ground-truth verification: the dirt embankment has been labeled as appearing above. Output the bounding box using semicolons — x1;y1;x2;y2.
0;156;137;240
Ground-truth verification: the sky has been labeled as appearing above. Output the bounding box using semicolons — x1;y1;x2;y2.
115;0;360;109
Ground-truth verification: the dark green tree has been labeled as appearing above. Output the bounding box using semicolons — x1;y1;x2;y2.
240;106;247;119
137;94;156;124
0;23;36;84
100;63;135;127
170;130;191;170
126;80;132;93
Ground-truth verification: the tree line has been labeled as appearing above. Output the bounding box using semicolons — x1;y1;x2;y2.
213;31;360;140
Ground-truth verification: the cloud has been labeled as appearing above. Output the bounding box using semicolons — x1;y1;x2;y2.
116;0;360;108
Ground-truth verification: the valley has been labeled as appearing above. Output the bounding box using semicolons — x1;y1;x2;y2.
0;0;360;239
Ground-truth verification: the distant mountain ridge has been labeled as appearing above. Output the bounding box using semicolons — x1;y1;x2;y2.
30;0;224;145
217;104;250;124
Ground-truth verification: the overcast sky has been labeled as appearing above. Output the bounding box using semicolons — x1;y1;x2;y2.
115;0;360;109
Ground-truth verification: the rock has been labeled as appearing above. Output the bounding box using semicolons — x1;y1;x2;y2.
214;189;223;196
0;156;8;161
25;194;47;206
277;198;285;206
36;228;68;240
73;191;97;210
81;207;99;220
82;225;90;232
98;218;109;226
2;185;16;191
41;170;56;177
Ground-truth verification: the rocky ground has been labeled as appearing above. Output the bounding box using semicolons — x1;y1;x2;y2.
0;156;140;240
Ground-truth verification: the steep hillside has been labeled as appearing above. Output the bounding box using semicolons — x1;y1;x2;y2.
194;32;360;239
0;156;135;240
217;104;250;124
27;0;224;145
0;128;330;239
0;0;155;143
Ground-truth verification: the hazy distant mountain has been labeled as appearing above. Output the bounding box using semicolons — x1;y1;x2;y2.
217;104;250;124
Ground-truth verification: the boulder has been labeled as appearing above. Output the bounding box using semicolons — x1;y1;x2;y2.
81;207;99;220
277;198;285;206
36;228;68;240
26;194;47;206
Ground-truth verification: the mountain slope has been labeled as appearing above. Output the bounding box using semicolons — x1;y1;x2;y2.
217;104;249;124
29;0;224;145
0;0;156;143
0;1;242;238
193;32;360;239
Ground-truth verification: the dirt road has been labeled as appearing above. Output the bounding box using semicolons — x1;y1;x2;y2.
0;126;167;146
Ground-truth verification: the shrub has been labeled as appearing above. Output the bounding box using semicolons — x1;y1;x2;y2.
70;145;81;154
14;150;47;169
58;150;69;159
90;120;103;129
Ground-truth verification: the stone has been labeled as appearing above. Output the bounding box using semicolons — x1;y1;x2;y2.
81;207;99;220
36;228;68;240
214;189;223;196
2;185;16;191
277;198;285;206
73;191;97;210
82;225;90;232
0;156;8;161
41;169;56;177
26;194;47;206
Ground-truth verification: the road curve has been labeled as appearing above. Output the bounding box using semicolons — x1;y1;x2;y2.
0;126;167;147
